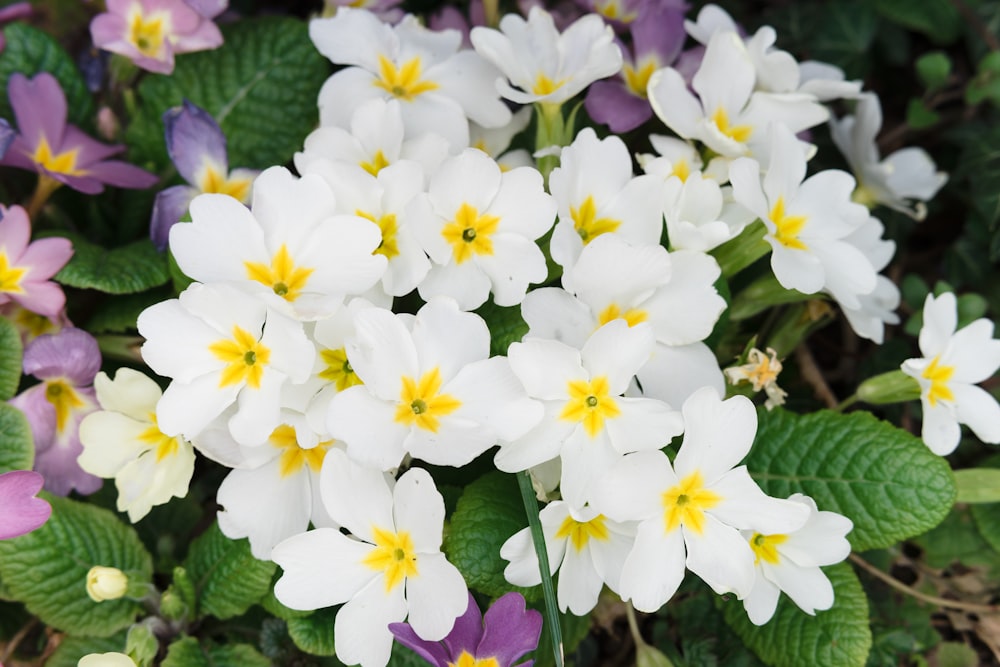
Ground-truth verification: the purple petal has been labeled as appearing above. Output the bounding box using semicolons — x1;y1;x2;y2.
0;2;32;23
7;72;67;150
477;593;543;666
151;184;198;250
183;0;227;18
442;592;485;659
33;411;103;497
0;118;13;159
19;236;74;282
585;79;653;133
632;3;685;66
22;328;101;384
9;280;66;319
80;159;158;190
8;386;56;453
388;622;450;667
173;19;223;53
0;470;51;539
0;204;31;258
164;100;228;184
62;125;124;165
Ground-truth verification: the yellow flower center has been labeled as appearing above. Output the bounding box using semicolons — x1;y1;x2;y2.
32;135;83;176
670;159;691;182
393;367;462;432
623;59;657;98
44;379;85;434
921;355;955;407
138;413;182;462
769;197;808;251
12;307;56;338
441;203;500;265
570;195;621;244
357;210;400;260
555;513;611;552
362;526;418;592
268;424;331;477
128;7;169;58
597;303;648;328
449;653;500;667
532;73;566;96
208;325;271;389
749;532;787;565
593;0;637;22
662;471;722;535
244;244;315;302
196;164;253;203
319;347;363;391
711;107;752;144
0;251;27;295
360;150;390;177
559;375;620;437
374;55;439;101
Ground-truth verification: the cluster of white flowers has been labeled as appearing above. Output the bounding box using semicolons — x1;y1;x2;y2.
74;2;1000;666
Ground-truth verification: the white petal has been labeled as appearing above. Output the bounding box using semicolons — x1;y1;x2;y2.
319;449;394;541
508;338;586;400
392;467;444;552
218;462;312;559
404;553;469;640
684;515;756;598
558;544;604;615
327;386;409;470
581;320;655;394
272;527;375;609
763;559;834;614
334;577;406;667
954;384;1000;444
921;401;961;455
619;519;686;613
590;450;674;523
673;389;756;482
709;467;810;534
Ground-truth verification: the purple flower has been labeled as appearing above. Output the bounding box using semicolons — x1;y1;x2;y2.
90;0;225;75
0;204;74;318
0;118;13;159
0;470;51;539
9;328;103;496
428;1;487;48
390;592;543;667
0;73;158;195
322;0;404;23
150;100;258;250
584;2;686;133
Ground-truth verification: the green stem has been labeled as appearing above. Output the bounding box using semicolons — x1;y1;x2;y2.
516;471;563;667
834;393;858;412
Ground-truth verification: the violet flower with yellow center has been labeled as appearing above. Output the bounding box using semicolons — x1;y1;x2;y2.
0;205;73;318
0;470;51;540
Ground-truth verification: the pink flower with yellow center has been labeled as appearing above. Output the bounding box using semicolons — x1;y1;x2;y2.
0;205;73;318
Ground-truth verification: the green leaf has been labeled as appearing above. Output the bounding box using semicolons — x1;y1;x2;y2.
0;23;93;128
971;502;1000;556
44;631;129;667
748;408;956;551
0;401;34;472
934;642;979;667
443;471;541;602
721;562;872;667
874;0;962;43
287;606;338;656
809;2;879;79
530;608;591;667
954;468;1000;503
183;521;276;620
0;316;23;400
128;17;329;170
911;506;1000;571
162;636;271;667
905;98;940;130
86;290;170;334
916;51;951;90
475;299;529;356
55;234;169;294
0;494;152;637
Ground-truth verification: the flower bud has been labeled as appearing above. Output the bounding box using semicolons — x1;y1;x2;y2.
636;643;675;667
857;370;922;405
78;652;137;667
86;565;129;602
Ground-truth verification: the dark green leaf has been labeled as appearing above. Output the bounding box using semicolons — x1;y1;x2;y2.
0;316;22;400
0;400;33;473
162;636;271;667
287;606;337;657
183;522;276;620
916;51;951;90
905;98;940;130
44;631;129;667
55;234;169;294
875;0;962;43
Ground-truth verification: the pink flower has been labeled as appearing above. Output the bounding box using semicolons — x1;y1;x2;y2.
0;470;51;540
0;205;73;318
90;0;225;75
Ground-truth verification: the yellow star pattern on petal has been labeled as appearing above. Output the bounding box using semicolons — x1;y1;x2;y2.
623;59;657;98
441;203;500;265
357;210;400;260
570;196;621;244
769;197;808;251
127;7;169;58
449;653;500;667
922;355;955;407
32;136;83;176
208;325;271;389
555;513;611;552
662;471;722;535
0;251;27;295
138;412;183;462
711;107;753;144
559;375;621;437
394;367;462;432
749;532;787;565
197;164;253;203
361;525;418;592
597;303;648;328
374;55;439;101
268;425;332;477
318;347;364;391
244;244;315;302
45;379;85;434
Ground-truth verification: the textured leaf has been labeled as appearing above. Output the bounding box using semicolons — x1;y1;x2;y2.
0;494;152;636
86;289;171;334
44;631;129;667
875;0;962;43
475;299;528;356
721;562;871;667
954;468;1000;503
55;234;169;294
162;636;271;667
443;471;541;602
183;521;276;620
0;316;22;400
747;408;955;551
0;401;34;472
128;17;329;170
0;23;93;128
287;606;338;656
914;506;1000;571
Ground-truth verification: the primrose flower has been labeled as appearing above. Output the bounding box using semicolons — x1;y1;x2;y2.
322;0;404;23
0;205;73;318
0;470;51;540
327;298;542;470
836;217;901;344
90;0;225;75
150;101;259;250
78;368;195;523
9;328;102;496
590;387;810;612
273;450;468;667
0;303;70;346
742;494;853;625
0;118;13;158
137;282;315;446
901;292;1000;455
471;7;623;106
409;148;556;310
79;653;137;667
310;8;511;150
724;347;787;410
0;73;157;196
86;565;129;602
469;106;535;171
390;592;542;667
831;93;947;220
502;501;635;615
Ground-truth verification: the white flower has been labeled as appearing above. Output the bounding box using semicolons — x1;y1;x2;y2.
470;7;622;106
469;106;535;171
138;282;315;446
901;292;1000;455
590;387;810;612
78;368;195;523
409;148;555;310
836;217;901;344
498;319;683;507
724;347;787;410
327;298;542;470
831;93;947;220
272;449;468;667
729;124;876;307
502;501;635;615
310;8;511;150
170;166;387;320
742;494;853;625
660;172;755;253
78;653;137;667
86;565;129;602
